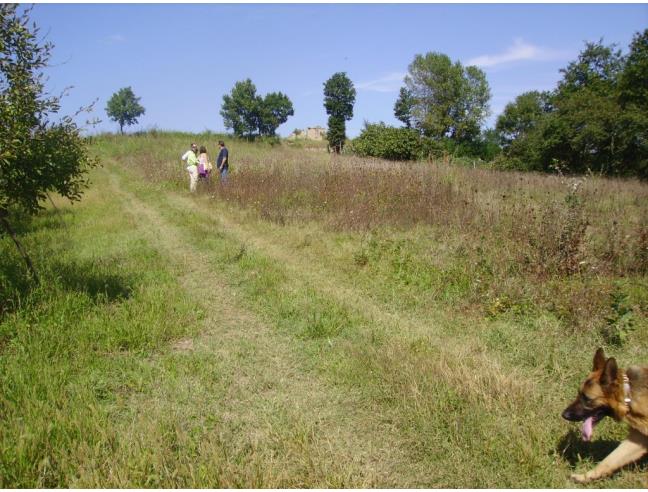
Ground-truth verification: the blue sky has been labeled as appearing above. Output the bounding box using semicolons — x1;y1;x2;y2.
30;3;648;137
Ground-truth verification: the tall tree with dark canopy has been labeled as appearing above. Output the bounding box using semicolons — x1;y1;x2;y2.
221;80;294;139
105;86;145;134
617;29;648;177
394;87;415;128
0;4;97;279
494;91;552;168
221;79;261;140
543;40;628;174
493;31;648;177
323;72;356;153
258;92;294;137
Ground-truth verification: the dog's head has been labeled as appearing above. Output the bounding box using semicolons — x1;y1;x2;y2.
562;348;619;441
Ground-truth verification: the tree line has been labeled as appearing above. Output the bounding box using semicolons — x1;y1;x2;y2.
216;29;646;178
494;31;647;177
102;30;648;177
356;30;648;179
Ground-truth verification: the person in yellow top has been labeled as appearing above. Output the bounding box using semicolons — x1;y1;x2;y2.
181;143;199;192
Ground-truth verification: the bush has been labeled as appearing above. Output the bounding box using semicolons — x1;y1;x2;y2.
488;154;529;171
351;123;423;161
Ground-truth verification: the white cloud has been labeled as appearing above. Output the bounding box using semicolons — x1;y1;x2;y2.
467;38;570;68
356;72;406;93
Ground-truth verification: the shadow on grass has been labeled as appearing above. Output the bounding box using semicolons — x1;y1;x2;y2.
557;428;648;473
9;207;73;235
54;259;134;303
1;256;134;321
557;428;621;468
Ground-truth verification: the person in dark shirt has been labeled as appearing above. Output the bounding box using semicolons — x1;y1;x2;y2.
216;140;229;184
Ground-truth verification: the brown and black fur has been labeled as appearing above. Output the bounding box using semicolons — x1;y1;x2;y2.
562;347;648;483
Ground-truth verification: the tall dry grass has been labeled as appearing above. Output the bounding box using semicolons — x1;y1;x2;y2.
97;133;648;334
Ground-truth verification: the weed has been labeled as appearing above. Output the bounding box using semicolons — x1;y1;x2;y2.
601;287;635;346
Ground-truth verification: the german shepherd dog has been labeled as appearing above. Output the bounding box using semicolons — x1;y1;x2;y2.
562;348;648;483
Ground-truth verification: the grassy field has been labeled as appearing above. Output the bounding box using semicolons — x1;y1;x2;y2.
1;131;646;487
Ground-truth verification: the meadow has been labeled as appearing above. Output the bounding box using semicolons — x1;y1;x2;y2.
0;131;646;487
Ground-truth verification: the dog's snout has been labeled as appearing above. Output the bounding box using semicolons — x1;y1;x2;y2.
562;404;584;422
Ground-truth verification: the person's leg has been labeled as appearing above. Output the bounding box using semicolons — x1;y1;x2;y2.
189;167;198;192
220;167;228;184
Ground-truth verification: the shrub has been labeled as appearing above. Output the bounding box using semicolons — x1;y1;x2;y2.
351;123;423;161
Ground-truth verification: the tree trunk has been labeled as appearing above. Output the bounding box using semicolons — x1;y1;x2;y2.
46;192;58;211
0;211;39;283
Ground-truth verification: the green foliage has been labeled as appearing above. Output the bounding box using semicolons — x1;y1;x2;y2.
545;41;625;174
495;31;648;178
0;4;97;219
258;91;294;137
494;91;552;170
617;30;648;177
619;30;648;108
601;287;635;346
476;129;502;161
351;122;423;161
326;115;346;153
105;87;146;135
394;87;414;128
404;52;491;142
496;91;552;148
323;72;356;153
220;79;260;139
220;79;294;139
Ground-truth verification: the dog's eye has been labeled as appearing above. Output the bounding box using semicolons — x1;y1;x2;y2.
581;394;592;405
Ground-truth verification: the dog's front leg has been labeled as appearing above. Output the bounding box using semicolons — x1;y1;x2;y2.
571;429;648;483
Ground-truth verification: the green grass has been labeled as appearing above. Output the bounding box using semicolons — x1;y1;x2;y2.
0;171;205;486
1;132;646;487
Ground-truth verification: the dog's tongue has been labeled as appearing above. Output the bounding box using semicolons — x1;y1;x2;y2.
582;417;594;441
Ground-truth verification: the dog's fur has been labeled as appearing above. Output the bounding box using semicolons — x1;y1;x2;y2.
562;347;648;483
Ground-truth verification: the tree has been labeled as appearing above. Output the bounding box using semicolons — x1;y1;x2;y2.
0;4;97;279
456;66;491;142
221;80;294;139
496;91;552;147
495;91;553;169
544;40;627;174
323;72;356;153
394;87;414;128
619;29;648;108
105;86;145;134
258;92;294;137
404;52;491;143
221;79;261;140
617;29;648;177
493;32;648;177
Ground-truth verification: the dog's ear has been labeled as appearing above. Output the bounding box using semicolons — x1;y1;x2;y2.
601;357;618;387
593;347;606;371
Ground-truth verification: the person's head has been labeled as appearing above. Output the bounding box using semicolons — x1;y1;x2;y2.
199;146;207;154
191;143;198;152
218;140;225;148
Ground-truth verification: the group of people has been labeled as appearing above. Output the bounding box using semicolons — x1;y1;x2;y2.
181;140;229;192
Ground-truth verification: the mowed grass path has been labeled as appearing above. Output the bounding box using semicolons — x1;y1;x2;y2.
1;148;646;487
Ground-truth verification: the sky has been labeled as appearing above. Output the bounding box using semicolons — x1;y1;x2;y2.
29;3;648;138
